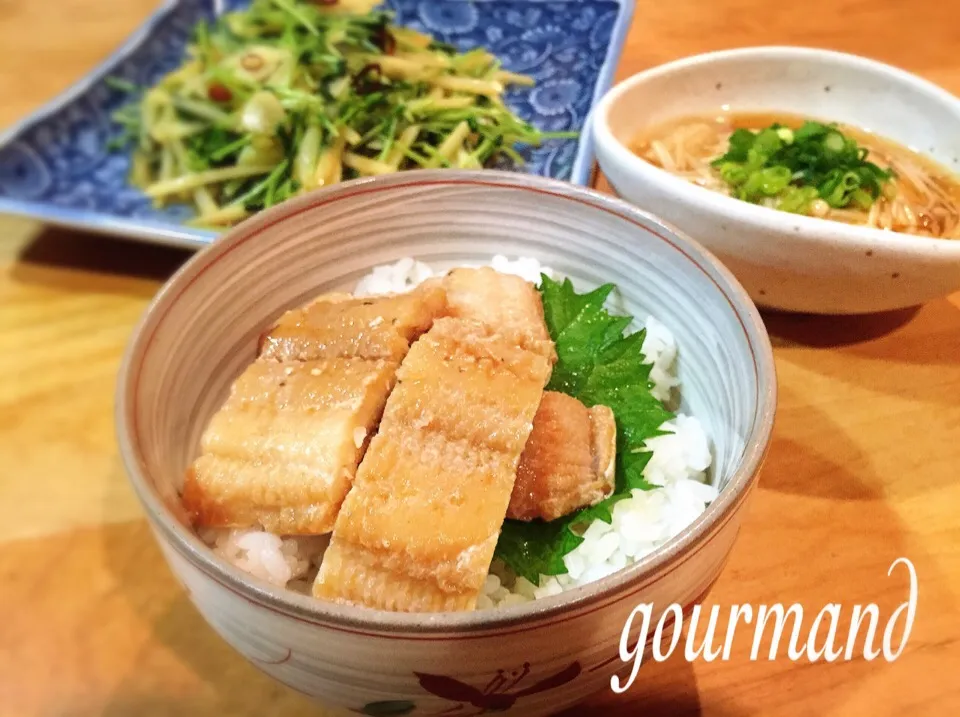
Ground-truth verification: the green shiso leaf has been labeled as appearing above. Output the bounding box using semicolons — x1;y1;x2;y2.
493;275;674;583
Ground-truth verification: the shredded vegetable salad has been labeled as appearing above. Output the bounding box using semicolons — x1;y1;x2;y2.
110;0;573;228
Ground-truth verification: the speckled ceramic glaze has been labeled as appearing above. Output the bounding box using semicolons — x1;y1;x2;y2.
0;0;634;248
593;47;960;314
116;170;776;716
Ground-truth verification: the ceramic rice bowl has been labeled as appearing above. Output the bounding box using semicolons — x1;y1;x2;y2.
116;170;776;715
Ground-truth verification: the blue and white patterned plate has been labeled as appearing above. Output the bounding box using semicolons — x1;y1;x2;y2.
0;0;634;248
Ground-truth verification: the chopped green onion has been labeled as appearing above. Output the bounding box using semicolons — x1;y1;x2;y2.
710;118;894;216
823;131;846;154
777;186;819;214
718;162;748;186
850;188;874;210
776;127;794;144
739;166;791;200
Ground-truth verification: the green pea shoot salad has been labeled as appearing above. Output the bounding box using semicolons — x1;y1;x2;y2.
110;0;574;228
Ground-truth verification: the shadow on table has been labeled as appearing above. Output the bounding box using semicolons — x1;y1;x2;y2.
9;226;191;295
762;299;960;413
761;306;921;348
763;435;880;501
103;596;323;717
760;385;884;501
92;519;322;717
761;298;960;367
557;650;737;717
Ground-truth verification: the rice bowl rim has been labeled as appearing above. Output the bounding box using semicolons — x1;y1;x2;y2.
116;169;777;635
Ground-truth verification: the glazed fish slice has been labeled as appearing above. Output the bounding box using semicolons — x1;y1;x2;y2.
183;285;448;534
315;430;520;611
259;284;447;362
440;267;557;364
507;391;617;522
314;318;552;611
182;357;398;534
440;268;619;521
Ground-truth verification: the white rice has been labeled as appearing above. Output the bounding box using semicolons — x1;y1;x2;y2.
200;528;328;589
200;256;717;608
353;254;555;297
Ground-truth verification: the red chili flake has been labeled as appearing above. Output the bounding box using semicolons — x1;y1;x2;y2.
351;63;386;95
373;25;396;55
208;83;233;103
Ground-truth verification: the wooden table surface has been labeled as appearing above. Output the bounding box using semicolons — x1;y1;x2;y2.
1;1;959;715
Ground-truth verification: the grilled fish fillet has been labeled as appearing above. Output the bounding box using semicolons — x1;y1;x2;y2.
439;267;557;364
182;358;398;533
313;317;552;611
440;268;618;522
507;391;617;522
182;286;447;534
259;285;447;362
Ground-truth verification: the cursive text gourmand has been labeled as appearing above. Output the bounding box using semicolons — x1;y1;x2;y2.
613;557;918;693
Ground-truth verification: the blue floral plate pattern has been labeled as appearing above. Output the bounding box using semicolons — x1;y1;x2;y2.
0;0;634;248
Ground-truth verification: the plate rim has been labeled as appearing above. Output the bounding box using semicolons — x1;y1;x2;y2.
0;0;636;249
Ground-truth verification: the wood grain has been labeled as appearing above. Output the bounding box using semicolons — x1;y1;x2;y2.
1;1;959;715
